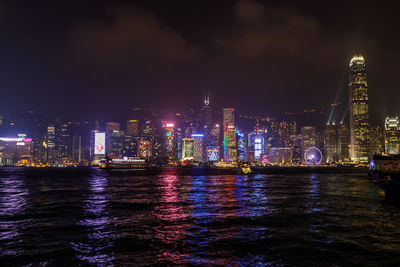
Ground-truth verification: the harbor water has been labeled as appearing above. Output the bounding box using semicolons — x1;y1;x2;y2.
1;167;400;266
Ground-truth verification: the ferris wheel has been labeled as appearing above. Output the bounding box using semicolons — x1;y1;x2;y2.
304;147;323;165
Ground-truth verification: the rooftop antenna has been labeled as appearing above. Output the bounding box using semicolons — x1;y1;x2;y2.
204;91;210;106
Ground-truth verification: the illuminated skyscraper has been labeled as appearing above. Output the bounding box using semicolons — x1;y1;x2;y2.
223;108;237;162
192;134;204;162
384;117;400;154
349;55;370;162
126;120;139;136
369;126;384;155
301;126;316;163
56;122;70;162
337;122;350;162
182;138;194;160
138;140;152;160
199;93;212;133
46;125;57;164
164;122;175;162
248;131;265;163
223;108;234;125
324;123;338;163
71;135;81;163
106;122;120;157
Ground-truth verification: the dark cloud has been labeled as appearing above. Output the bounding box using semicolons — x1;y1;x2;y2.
69;6;200;67
0;0;398;123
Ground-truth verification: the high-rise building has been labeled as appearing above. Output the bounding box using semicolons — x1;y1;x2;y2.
223;108;236;162
210;124;221;146
46;125;57;164
337;122;350;162
182;138;194;160
370;126;384;155
164;122;176;162
106;122;120;156
126;120;139;136
248;131;265;163
278;121;296;147
138;140;152;160
223;108;234;126
324;123;338;163
301;126;316;163
56;122;70;162
71;135;82;163
384;117;400;154
199;93;212;133
192;134;204;162
349;55;370;162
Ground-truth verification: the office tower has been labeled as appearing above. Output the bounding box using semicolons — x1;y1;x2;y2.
199;94;212;133
46;125;57;164
370;126;384;155
106;122;120;134
182;138;194;160
56;122;70;163
278;121;296;147
91;130;106;163
164;122;175;162
223;108;237;162
223;108;234;125
324;123;338;163
291;134;302;163
71;135;82;163
301;126;316;163
337;122;350;162
106;122;120;156
175;127;183;160
192;134;204;162
123;134;137;157
142;120;153;139
138;140;152;160
210;124;221;146
33;134;46;163
248;131;265;163
126;120;139;136
236;129;245;162
109;130;125;159
349;55;370;162
384;117;400;154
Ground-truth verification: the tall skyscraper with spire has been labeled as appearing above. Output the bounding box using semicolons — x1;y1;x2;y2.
349;55;370;162
199;92;212;132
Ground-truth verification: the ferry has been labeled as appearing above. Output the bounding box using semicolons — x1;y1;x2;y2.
99;157;149;169
214;161;237;169
369;154;400;199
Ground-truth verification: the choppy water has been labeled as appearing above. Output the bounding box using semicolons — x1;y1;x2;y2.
1;167;400;266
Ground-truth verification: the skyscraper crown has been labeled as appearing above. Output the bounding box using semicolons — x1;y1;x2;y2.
349;55;365;67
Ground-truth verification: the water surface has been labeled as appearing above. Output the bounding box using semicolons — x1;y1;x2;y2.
1;167;400;266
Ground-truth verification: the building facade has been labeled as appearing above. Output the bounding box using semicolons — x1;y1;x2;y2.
349;55;370;162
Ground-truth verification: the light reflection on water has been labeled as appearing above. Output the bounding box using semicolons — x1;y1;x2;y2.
0;173;27;256
1;168;400;266
71;173;116;265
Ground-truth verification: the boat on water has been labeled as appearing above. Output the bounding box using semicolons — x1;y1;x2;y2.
214;161;237;169
236;163;254;174
369;154;400;199
99;157;149;169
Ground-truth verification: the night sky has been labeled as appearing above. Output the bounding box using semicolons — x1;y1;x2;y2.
0;0;399;123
